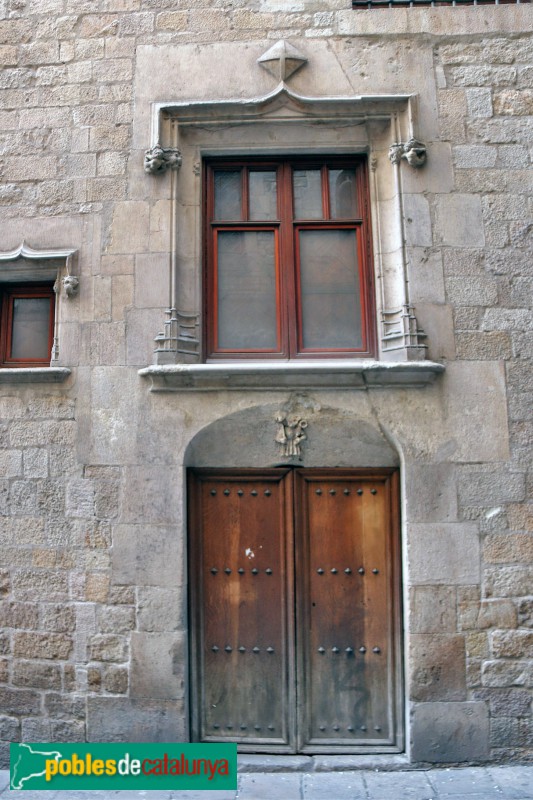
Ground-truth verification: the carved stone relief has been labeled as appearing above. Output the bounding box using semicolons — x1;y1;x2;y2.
388;138;427;168
144;144;182;175
275;413;308;459
62;275;79;297
257;40;308;83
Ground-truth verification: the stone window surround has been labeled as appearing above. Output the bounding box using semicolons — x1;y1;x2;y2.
140;84;444;392
0;242;75;384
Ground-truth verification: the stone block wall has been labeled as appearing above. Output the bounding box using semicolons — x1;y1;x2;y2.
0;0;531;767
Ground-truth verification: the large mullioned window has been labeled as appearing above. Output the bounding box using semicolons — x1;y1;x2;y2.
204;158;376;360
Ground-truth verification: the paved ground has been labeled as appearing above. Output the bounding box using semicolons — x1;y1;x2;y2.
1;765;533;799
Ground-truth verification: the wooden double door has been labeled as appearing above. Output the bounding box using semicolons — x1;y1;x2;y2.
188;468;402;754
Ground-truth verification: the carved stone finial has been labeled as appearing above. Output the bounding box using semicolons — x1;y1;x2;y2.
144;144;182;175
388;138;427;168
258;40;308;83
275;413;308;459
63;275;79;298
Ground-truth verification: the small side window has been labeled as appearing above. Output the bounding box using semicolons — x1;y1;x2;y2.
0;283;55;367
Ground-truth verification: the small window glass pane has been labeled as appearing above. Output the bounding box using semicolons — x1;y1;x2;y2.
298;229;362;350
216;231;278;350
214;171;242;220
293;170;323;219
10;297;51;360
249;171;277;220
329;169;358;219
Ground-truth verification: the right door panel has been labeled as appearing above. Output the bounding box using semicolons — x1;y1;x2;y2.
295;470;402;752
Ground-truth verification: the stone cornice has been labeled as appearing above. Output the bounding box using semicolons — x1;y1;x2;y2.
0;242;76;262
138;360;444;392
148;84;418;147
0;368;72;384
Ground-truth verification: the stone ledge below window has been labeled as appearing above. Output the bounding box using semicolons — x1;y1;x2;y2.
138;360;444;392
0;367;72;384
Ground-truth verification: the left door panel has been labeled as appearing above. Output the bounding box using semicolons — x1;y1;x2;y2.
188;470;296;751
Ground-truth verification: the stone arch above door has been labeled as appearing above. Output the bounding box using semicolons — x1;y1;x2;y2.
184;397;399;469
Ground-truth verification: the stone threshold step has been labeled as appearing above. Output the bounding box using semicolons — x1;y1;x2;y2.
238;754;413;772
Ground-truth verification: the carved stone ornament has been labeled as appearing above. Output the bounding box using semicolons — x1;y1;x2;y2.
257;40;308;83
62;275;79;297
275;413;308;459
388;138;427;168
144;144;182;175
381;304;427;361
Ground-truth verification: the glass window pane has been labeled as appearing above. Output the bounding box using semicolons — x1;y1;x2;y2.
298;229;362;350
216;231;278;350
293;170;323;219
329;169;358;219
249;171;277;220
10;297;51;360
214;170;242;220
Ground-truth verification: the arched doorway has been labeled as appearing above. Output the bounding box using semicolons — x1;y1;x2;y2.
185;403;403;754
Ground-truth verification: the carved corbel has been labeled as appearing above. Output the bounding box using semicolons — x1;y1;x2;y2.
388;138;427;168
144;144;182;175
62;275;79;298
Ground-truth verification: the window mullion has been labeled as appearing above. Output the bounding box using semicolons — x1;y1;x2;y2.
280;163;298;358
321;164;330;220
242;168;249;221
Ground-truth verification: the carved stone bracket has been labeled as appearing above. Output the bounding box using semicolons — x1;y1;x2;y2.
275;413;308;459
144;144;182;175
381;305;427;361
62;275;79;297
154;308;200;364
388;138;427;168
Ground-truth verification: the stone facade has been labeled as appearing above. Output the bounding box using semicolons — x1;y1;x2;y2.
0;0;532;767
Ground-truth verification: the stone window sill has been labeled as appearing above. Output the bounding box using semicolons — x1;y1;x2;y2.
0;367;72;384
138;360;444;392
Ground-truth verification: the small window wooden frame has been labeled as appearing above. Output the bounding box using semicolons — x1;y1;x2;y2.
0;283;55;368
204;157;376;361
352;0;529;7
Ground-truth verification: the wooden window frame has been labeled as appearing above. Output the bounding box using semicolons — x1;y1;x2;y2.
204;157;377;361
0;283;55;368
352;0;529;7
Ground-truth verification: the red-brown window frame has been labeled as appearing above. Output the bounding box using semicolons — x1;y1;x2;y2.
0;283;55;368
204;157;377;360
353;0;529;7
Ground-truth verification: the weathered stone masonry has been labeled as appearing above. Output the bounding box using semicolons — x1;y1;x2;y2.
0;0;532;767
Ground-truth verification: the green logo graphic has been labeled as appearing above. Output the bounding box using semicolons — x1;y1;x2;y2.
10;742;237;791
